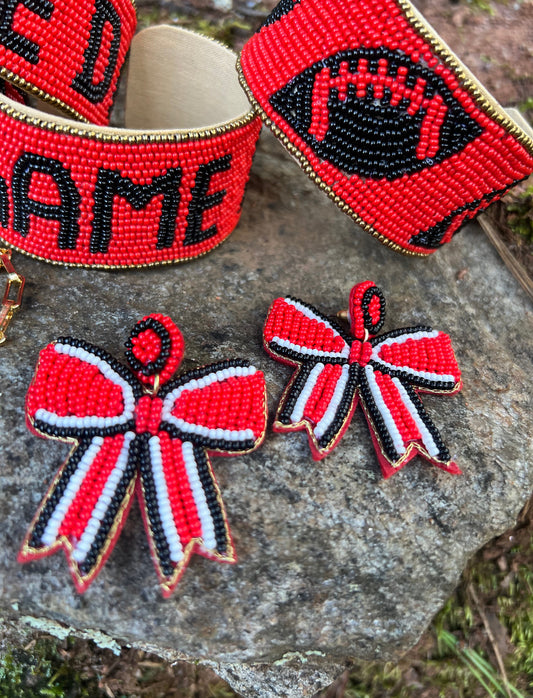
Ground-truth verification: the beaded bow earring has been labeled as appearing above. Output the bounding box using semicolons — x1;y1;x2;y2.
263;282;462;477
19;314;267;596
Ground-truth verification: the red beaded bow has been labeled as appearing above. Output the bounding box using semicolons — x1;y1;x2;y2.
264;282;462;477
19;314;267;596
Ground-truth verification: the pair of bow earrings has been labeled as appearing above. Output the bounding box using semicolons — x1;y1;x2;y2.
19;282;461;596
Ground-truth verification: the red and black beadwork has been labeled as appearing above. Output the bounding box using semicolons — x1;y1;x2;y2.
239;0;533;255
19;314;267;596
263;281;462;477
0;0;136;125
0;100;261;267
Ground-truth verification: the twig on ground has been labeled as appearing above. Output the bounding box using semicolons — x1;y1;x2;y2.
468;583;512;698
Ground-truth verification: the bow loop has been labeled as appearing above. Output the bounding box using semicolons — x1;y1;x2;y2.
26;340;140;439
264;296;351;364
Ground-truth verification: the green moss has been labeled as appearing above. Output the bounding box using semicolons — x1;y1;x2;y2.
505;184;533;243
340;528;533;697
345;662;410;698
137;9;253;49
4;526;533;697
498;564;533;684
0;639;104;698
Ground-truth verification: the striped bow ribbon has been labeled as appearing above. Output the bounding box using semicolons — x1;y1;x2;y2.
264;281;462;477
19;314;266;596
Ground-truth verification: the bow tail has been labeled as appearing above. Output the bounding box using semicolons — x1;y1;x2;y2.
18;432;138;592
137;432;234;598
360;366;461;478
275;362;359;459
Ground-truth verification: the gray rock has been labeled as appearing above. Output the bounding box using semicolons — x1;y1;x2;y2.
1;130;532;697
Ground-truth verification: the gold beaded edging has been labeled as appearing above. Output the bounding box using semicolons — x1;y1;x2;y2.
0;27;260;269
0;66;92;124
0;0;137;125
0;92;258;146
0;235;231;270
0;25;257;143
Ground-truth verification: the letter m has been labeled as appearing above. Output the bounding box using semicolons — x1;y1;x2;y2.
91;166;182;254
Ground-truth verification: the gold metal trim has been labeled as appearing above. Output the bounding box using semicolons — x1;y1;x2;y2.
396;0;533;154
0;25;258;145
0;27;260;268
237;57;424;257
0;235;231;270
0;248;25;344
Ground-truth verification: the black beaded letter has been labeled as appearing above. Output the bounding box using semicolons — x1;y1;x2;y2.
184;154;231;246
91;166;183;253
12;152;81;248
0;177;8;227
71;0;122;103
0;0;53;64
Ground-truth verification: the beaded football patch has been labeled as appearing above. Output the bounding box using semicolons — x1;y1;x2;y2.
19;314;267;596
264;282;462;477
238;0;533;255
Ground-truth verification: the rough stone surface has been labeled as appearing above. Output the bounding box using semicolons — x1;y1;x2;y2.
1;131;532;698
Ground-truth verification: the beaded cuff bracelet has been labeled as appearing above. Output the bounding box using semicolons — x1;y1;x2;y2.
0;26;261;268
19;314;267;596
264;281;462;477
238;0;533;255
0;0;136;125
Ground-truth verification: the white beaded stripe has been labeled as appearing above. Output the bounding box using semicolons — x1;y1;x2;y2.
164;365;257;406
181;442;216;551
314;365;350;439
41;436;104;547
392;378;440;457
271;336;350;360
284;298;350;354
71;432;136;563
290;363;324;423
372;331;456;384
35;342;136;429
163;419;256;443
145;436;184;564
364;365;406;456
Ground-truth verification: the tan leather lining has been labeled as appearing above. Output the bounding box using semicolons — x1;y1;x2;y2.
125;26;252;130
1;26;254;140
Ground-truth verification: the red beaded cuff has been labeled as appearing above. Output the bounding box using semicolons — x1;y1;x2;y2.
0;0;136;125
238;0;533;255
0;26;261;268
